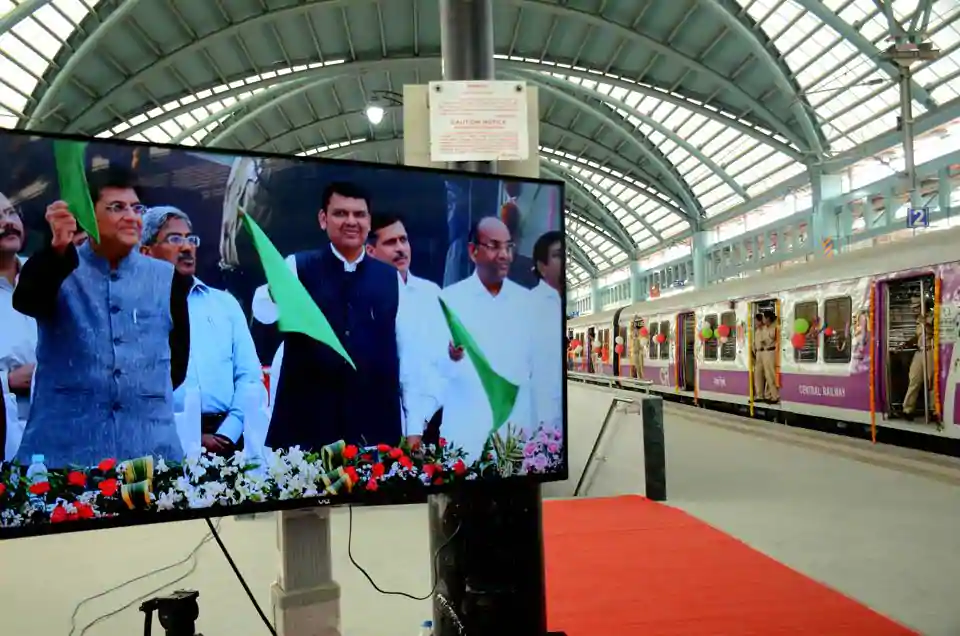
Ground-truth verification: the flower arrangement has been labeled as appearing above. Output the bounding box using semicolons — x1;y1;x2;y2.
0;426;564;529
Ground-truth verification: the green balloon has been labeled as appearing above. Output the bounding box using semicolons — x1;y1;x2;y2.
701;326;714;339
794;318;810;334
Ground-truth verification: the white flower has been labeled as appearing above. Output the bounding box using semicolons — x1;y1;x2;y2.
156;458;170;474
157;489;181;510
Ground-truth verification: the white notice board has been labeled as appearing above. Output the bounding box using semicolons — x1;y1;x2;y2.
428;81;530;162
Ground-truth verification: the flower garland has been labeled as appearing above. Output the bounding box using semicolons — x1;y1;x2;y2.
0;425;565;529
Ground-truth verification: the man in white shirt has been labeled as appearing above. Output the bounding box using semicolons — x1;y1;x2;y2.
440;216;539;462
141;206;264;456
529;230;564;429
250;182;439;451
365;213;451;446
0;196;37;460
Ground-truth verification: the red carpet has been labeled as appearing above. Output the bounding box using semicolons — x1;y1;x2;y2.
543;496;916;635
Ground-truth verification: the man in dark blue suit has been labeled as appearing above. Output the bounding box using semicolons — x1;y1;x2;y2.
254;182;439;452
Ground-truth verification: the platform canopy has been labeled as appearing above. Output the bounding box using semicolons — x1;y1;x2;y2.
1;0;958;284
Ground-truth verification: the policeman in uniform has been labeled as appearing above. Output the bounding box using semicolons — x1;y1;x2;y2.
629;320;644;379
753;311;780;403
902;310;935;421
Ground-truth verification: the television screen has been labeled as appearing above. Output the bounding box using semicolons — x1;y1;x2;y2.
0;129;566;538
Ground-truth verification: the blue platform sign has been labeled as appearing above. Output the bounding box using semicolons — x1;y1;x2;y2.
907;207;929;228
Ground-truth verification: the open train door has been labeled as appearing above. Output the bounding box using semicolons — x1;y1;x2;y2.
749;298;779;411
678;312;696;391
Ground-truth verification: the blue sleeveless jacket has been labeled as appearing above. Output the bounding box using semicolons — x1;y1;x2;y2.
266;248;402;451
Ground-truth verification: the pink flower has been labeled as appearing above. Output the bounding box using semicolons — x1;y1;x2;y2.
547;442;559;454
523;442;538;458
532;454;548;471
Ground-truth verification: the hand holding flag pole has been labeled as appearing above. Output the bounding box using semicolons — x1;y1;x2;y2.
52;140;99;243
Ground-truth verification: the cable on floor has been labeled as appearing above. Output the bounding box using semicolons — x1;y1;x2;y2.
72;519;222;636
203;516;278;636
346;504;461;601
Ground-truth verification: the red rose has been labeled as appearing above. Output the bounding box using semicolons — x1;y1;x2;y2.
388;447;403;459
377;443;391;452
0;483;6;497
365;480;378;492
433;478;444;486
98;458;116;472
28;481;50;496
98;478;119;497
423;463;440;478
75;502;96;519
453;460;467;476
371;463;386;478
51;506;69;523
344;466;359;483
67;471;87;488
343;445;359;460
360;454;373;463
398;456;413;469
438;438;447;447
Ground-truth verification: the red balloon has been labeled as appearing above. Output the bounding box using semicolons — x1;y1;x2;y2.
615;344;624;355
655;333;666;344
601;347;610;362
823;327;834;337
639;326;649;338
791;333;806;348
570;339;580;349
716;324;731;338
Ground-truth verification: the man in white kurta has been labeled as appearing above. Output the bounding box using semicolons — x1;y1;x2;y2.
440;217;537;463
529;230;564;429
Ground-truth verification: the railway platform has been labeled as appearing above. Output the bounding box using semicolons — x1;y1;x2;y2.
565;381;960;636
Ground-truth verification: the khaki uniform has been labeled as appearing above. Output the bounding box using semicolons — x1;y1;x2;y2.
629;335;644;379
753;324;779;402
903;317;935;416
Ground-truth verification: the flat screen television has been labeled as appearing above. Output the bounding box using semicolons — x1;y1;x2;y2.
0;129;567;539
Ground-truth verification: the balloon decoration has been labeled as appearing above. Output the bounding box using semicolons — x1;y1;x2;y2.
574;346;583;355
700;326;714;340
570;339;581;349
593;340;602;349
793;318;810;334
823;327;834;337
615;336;624;345
615;344;625;355
790;333;807;349
716;324;731;338
601;347;610;362
719;336;729;344
655;333;666;344
639;326;649;338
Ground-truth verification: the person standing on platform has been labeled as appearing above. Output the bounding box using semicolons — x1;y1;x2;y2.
0;197;36;461
250;182;435;452
752;311;779;404
13;166;191;468
529;230;563;428
141;206;264;456
629;320;644;380
902;309;936;422
440;216;538;462
365;212;449;446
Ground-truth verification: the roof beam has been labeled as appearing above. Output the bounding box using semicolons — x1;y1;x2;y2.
563;233;600;277
0;0;53;36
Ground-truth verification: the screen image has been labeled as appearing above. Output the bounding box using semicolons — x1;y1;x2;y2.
0;130;566;537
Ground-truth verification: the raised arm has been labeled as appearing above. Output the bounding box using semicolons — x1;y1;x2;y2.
12;202;81;319
251;254;298;325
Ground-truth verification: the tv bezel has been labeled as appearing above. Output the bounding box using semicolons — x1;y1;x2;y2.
0;127;570;540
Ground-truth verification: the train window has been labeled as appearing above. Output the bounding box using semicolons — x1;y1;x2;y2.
720;311;737;361
649;322;660;358
823;297;852;363
794;301;819;363
658;321;670;360
703;314;719;361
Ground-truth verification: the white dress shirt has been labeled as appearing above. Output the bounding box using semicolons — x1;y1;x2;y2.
250;245;441;434
439;273;538;461
530;280;563;428
1;257;36;460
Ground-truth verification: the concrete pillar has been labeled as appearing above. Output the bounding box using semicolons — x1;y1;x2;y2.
590;278;601;313
271;509;341;636
629;260;645;302
809;167;844;251
692;231;709;289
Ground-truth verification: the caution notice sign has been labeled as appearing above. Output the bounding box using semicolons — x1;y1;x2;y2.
428;81;530;163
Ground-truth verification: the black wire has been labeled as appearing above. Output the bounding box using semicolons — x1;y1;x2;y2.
347;504;461;601
204;517;278;636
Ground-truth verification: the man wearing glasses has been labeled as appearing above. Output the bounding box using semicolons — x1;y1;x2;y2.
439;216;541;462
141;206;263;457
12;166;191;468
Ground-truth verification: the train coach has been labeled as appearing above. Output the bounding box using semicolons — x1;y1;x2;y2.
568;225;960;443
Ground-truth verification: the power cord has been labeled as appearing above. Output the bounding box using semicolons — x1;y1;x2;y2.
203;517;277;636
346;504;461;601
70;519;222;636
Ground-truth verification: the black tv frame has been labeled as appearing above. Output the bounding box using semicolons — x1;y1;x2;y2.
0;126;569;540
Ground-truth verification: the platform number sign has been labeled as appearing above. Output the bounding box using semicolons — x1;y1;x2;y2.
907;207;929;229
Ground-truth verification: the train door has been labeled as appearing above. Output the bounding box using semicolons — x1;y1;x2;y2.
882;274;935;423
679;312;696;391
586;327;596;373
749;298;780;397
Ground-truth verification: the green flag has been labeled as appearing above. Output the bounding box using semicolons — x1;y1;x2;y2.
52;140;99;243
241;213;355;370
438;297;519;432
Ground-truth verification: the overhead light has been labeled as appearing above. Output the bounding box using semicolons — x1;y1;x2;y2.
365;103;385;125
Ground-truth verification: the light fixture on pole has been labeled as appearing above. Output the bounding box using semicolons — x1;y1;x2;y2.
364;90;403;125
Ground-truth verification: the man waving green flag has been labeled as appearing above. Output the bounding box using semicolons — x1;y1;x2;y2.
52;140;99;243
241;213;355;369
439;297;519;433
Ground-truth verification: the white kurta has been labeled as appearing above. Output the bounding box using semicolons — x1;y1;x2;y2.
529;280;563;429
439;273;537;462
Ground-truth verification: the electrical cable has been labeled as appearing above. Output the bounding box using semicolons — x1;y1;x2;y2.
203;517;277;636
346;504;461;601
71;519;222;636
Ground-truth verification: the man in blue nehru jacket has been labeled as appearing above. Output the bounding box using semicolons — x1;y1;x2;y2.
252;181;437;452
13;166;191;468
